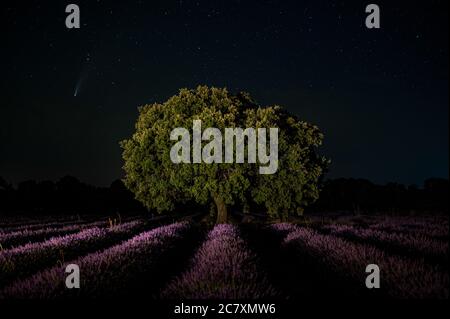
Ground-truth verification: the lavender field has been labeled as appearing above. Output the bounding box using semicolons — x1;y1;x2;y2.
0;214;448;300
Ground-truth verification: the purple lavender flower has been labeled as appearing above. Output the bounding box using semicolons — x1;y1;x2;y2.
0;222;189;299
368;218;449;240
161;224;278;299
273;224;449;298
321;223;448;264
0;220;144;287
0;219;112;249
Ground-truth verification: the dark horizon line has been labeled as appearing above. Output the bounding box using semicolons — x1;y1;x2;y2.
1;174;448;190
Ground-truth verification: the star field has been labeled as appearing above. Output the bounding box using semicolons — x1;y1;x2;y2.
0;0;448;186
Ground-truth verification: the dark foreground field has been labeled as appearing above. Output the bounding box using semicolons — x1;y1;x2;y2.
0;214;448;300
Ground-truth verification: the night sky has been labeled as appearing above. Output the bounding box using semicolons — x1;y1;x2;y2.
1;0;448;187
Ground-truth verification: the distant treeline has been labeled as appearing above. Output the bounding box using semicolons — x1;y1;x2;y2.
309;178;448;215
0;176;145;216
0;176;448;216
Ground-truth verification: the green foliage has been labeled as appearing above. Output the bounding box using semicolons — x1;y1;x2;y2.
120;86;329;221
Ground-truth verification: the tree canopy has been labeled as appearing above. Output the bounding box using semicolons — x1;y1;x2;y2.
120;86;328;223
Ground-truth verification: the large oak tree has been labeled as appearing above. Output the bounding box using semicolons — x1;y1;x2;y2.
121;86;328;223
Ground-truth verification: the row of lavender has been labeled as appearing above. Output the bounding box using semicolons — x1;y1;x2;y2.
0;215;145;234
0;219;87;233
367;218;448;240
1;216;447;299
0;220;146;288
319;223;448;265
272;223;448;298
162;224;277;298
312;215;448;240
0;215;82;229
1;222;190;299
0;219;115;249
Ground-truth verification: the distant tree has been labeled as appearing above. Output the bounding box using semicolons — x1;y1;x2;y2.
0;177;12;191
424;178;449;212
0;177;13;213
109;179;144;213
17;180;39;210
121;86;328;223
424;178;449;193
55;176;86;212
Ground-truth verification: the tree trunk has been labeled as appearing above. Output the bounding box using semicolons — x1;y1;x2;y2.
213;195;228;224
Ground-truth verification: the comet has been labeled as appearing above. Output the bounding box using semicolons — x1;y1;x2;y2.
74;82;80;97
74;63;90;97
